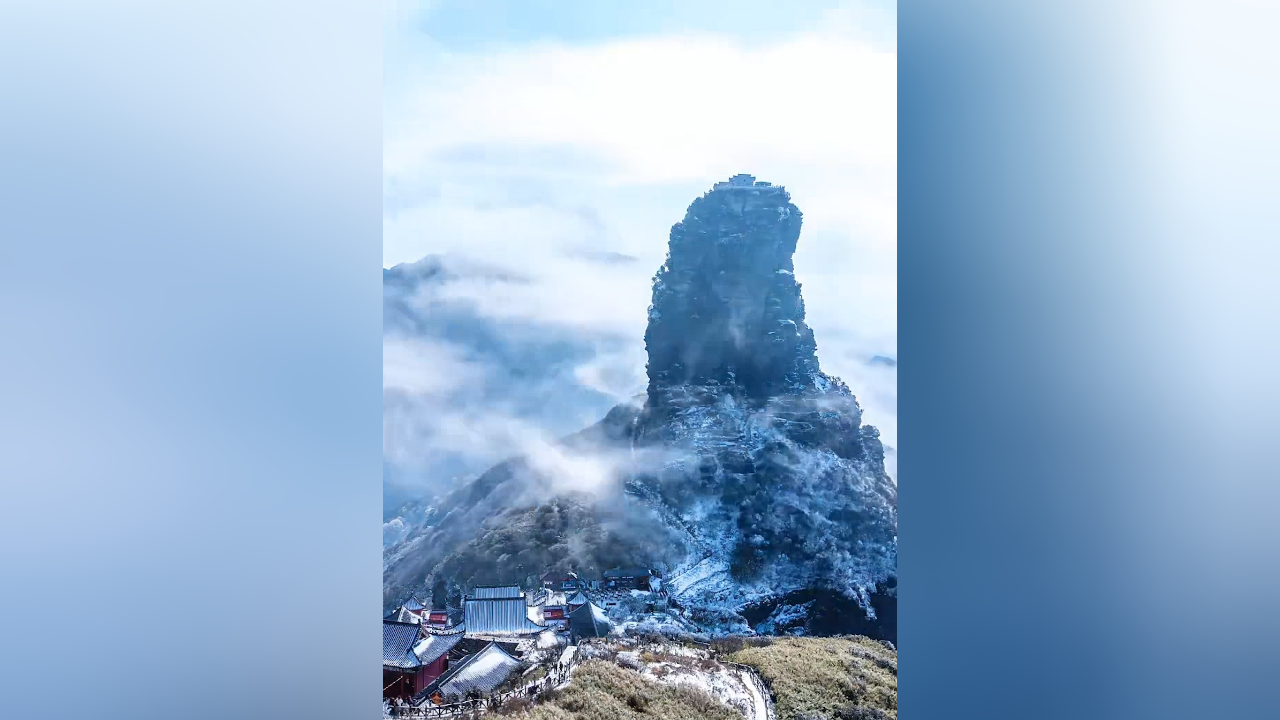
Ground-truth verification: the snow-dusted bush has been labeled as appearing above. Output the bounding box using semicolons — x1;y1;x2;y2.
615;650;643;671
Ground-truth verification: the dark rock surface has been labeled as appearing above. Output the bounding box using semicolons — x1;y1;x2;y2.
644;182;823;403
741;584;897;642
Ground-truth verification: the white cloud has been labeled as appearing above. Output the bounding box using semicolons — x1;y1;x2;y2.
383;350;637;498
385;33;894;186
383;23;897;450
382;336;480;396
572;345;649;403
430;255;652;339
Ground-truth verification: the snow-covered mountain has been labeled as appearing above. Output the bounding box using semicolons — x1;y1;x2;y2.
383;177;897;639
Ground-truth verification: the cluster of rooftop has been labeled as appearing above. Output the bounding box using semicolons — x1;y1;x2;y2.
383;565;665;706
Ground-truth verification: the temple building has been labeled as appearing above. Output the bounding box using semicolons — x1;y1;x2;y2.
711;174;784;192
382;620;463;700
601;567;660;591
419;642;524;704
463;586;546;637
567;601;612;642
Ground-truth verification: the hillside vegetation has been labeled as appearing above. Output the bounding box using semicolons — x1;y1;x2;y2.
504;659;741;720
727;636;897;720
498;636;896;720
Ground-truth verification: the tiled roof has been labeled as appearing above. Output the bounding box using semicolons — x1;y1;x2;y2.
403;597;426;611
448;637;492;661
566;591;589;606
411;631;464;665
383;621;424;668
393;606;422;624
470;585;523;599
568;602;611;640
433;643;524;697
422;622;467;638
464;597;546;635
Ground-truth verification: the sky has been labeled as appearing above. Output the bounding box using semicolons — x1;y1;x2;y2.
383;0;898;455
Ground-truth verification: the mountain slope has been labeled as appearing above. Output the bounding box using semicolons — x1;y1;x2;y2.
383;177;897;639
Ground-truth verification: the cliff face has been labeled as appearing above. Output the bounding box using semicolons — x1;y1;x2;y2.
383;177;897;640
626;179;896;634
645;184;822;404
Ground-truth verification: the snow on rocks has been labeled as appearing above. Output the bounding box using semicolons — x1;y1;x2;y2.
620;641;771;720
669;555;729;595
755;601;814;635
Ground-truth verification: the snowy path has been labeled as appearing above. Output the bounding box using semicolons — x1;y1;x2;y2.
735;666;772;720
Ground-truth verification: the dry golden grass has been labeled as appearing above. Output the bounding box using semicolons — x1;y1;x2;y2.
496;636;896;720
501;658;742;720
728;636;897;720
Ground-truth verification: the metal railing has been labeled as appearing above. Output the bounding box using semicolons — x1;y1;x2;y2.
719;660;776;720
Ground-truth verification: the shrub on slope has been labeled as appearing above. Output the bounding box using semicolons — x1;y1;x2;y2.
727;636;897;720
503;659;740;720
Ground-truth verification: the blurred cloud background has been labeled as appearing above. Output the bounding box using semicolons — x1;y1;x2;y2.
899;2;1280;718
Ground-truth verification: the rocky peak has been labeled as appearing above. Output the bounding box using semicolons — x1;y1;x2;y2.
644;175;829;408
384;176;897;640
630;176;896;626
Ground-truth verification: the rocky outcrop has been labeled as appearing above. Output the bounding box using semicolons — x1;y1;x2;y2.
630;177;897;632
384;176;897;640
644;180;825;406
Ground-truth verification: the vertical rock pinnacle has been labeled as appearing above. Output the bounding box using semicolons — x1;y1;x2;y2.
644;175;829;406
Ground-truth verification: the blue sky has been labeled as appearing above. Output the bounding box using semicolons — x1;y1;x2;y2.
393;0;895;50
383;0;897;452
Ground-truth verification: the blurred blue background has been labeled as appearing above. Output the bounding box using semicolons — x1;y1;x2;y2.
2;1;1278;719
0;2;382;718
900;1;1280;718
